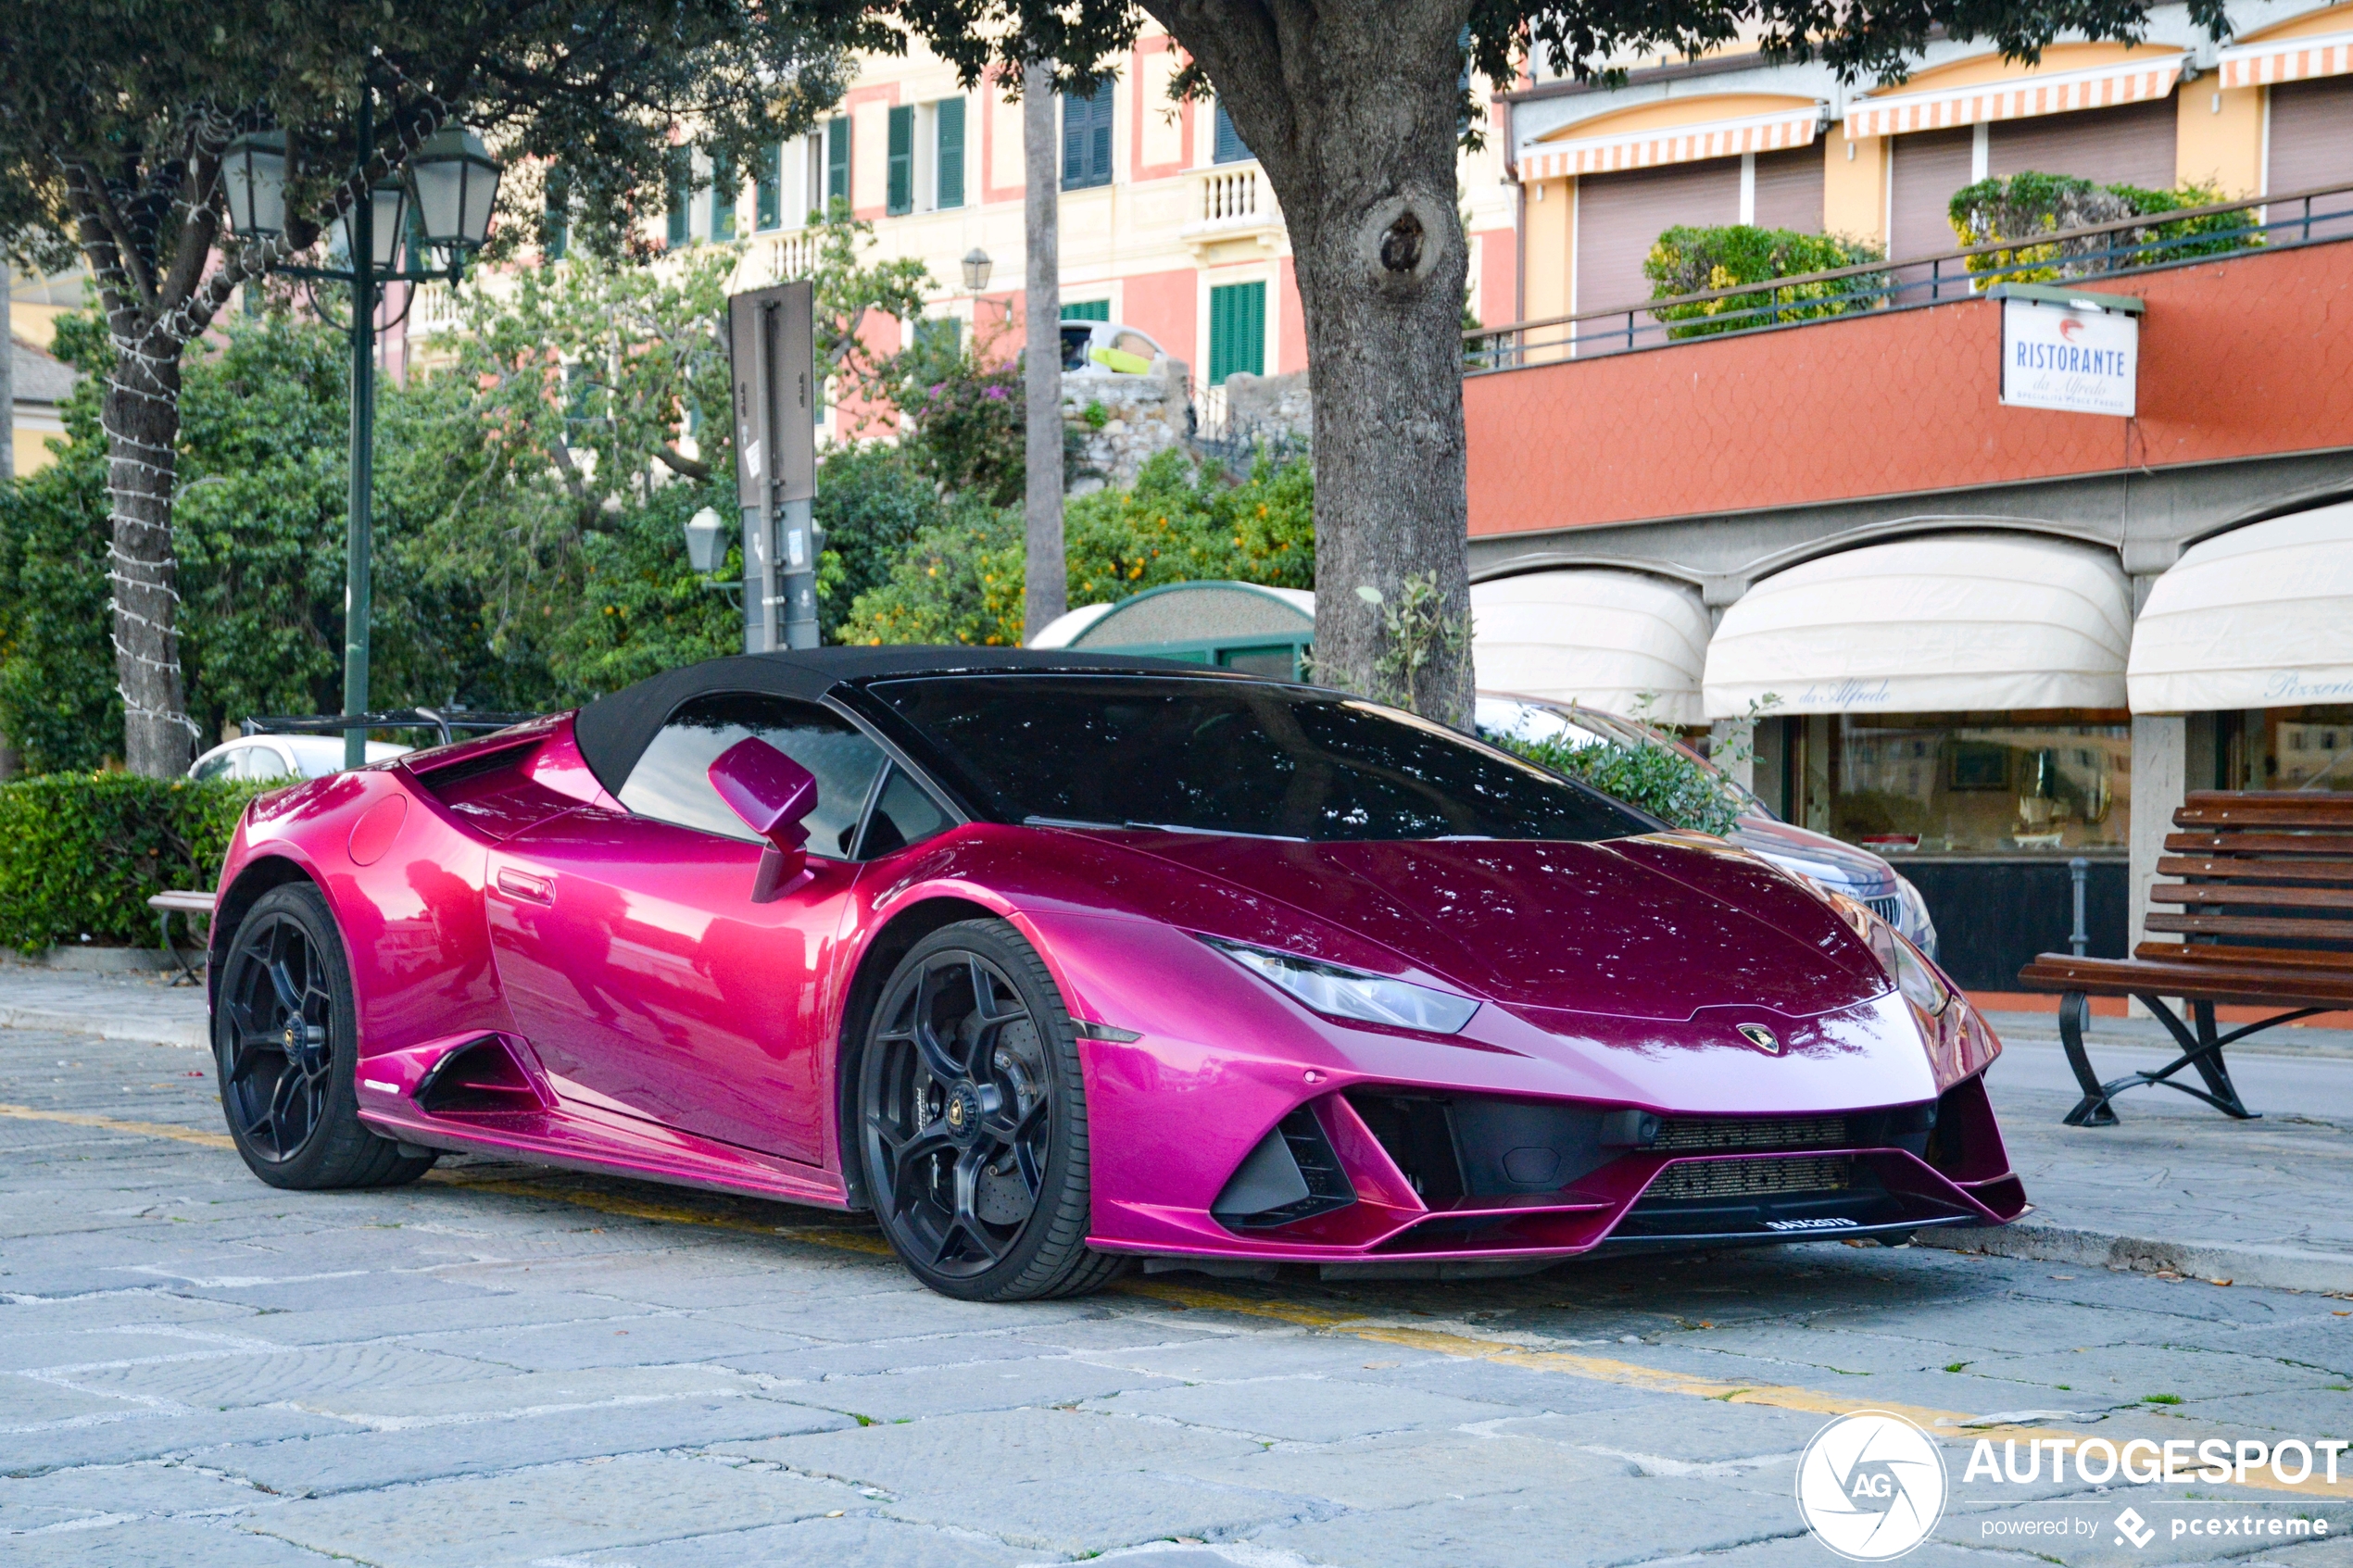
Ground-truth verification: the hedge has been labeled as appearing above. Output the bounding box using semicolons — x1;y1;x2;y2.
0;774;263;953
1643;225;1888;340
1493;732;1745;838
1948;173;2259;284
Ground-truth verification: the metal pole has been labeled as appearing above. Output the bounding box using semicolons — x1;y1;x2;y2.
344;85;375;770
2069;855;2090;958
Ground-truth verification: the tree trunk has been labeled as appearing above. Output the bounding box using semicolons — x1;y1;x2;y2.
1;262;14;483
101;339;194;775
1148;1;1475;726
1021;58;1066;643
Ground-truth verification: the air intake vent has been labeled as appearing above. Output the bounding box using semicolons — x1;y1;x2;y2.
1649;1155;1852;1201
1652;1115;1850;1153
1212;1107;1356;1231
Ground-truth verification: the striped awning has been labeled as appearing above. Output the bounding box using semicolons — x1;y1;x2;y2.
1844;55;2183;138
2218;30;2353;88
1517;106;1820;181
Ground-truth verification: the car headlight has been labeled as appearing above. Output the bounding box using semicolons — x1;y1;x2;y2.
1894;872;1939;960
1202;937;1479;1035
1825;892;1950;1017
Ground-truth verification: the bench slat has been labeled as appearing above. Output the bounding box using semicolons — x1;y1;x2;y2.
2175;801;2353;829
2148;883;2353;910
2156;856;2353;884
2137;942;2353;969
2145;911;2353;943
2019;955;2353;1009
2165;832;2353;857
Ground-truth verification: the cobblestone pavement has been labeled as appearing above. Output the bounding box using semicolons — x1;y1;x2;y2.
9;1028;2353;1567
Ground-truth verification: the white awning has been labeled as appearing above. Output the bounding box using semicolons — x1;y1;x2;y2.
1844;54;2184;139
2127;503;2353;713
2219;29;2353;89
1471;570;1712;725
1517;107;1821;182
1027;602;1115;648
1703;535;2133;718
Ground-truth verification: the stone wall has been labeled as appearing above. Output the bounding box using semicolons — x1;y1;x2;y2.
1063;357;1192;494
1218;370;1313;444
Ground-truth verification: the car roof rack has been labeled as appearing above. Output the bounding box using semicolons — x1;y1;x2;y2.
241;709;542;748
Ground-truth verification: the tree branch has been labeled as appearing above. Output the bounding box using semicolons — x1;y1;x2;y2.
655;444;711;482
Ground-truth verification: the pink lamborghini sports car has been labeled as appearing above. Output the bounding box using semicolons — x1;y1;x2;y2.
208;650;2025;1300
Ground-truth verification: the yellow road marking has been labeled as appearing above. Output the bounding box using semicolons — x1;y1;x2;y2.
0;1101;234;1149
22;1101;2347;1501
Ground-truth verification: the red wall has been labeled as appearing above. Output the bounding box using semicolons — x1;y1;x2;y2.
1122;267;1202;370
1466;241;2353;538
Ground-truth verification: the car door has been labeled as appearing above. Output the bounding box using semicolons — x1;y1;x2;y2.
484;693;887;1165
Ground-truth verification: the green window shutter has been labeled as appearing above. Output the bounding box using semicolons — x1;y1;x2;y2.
665;145;690;247
1208;281;1265;384
754;143;781;232
826;117;851;210
545;169;569;260
710;149;736;241
1213;102;1251;164
1061;300;1110;321
887;106;913;215
935;98;964;210
1062;84;1113;189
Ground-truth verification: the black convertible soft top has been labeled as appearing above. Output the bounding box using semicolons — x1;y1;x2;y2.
569;646;1213;797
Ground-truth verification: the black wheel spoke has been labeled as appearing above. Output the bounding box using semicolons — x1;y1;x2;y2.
912;1016;963;1085
267;959;304;1018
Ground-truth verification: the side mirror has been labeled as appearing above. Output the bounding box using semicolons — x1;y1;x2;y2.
708;737;817;902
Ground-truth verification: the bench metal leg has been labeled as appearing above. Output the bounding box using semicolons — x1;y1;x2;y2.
2057;992;2121;1128
157;910;203;988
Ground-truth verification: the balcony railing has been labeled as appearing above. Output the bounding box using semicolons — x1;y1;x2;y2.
1183;166;1282;251
1465;180;2353;373
746;227;824;283
409;280;467;339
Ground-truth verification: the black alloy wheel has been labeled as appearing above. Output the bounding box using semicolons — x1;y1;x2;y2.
860;920;1125;1300
215;884;434;1190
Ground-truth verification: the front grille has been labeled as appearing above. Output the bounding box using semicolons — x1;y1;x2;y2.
1652;1115;1849;1153
1649;1155;1852;1200
1865;894;1904;926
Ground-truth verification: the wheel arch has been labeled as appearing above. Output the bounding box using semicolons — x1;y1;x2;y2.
833;894;1004;1210
208;853;321;1010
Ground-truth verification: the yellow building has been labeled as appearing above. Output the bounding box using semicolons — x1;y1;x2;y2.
1504;0;2353;323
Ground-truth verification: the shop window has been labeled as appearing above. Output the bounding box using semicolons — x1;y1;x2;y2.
935;98;965;209
1783;711;2132;856
2220;706;2353;791
1208;280;1265;385
887;105;914;215
1063;82;1114;189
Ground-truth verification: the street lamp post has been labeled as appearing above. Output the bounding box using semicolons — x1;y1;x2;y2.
223;90;501;768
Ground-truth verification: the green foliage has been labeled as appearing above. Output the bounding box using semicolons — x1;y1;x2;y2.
1949;173;2257;282
887;323;1027;508
1498;732;1745;836
838;449;1317;649
812;444;948;642
0;775;263;952
1353;573;1467;717
1644;226;1887;338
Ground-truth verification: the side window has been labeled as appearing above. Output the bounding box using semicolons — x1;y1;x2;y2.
620;693;887;858
859;765;953;859
191;750;236;782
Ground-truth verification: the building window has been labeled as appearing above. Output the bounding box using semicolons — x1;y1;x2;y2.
665;145;691;247
887;105;914;215
1062;300;1111;321
1213;101;1251;164
912;316;963;358
1782;711;2133;856
710;149;736;241
1207;280;1265;384
755;143;782;232
935;97;965;210
1063;82;1114;190
826;116;851;208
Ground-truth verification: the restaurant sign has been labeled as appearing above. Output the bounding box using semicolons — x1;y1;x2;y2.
1996;286;2144;418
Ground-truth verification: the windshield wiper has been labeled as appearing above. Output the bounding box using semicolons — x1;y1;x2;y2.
1020;814;1307;843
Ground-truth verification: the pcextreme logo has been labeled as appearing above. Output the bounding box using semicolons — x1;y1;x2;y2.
1796;1411;1950;1561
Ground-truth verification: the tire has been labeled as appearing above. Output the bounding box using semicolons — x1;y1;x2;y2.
214;883;435;1191
858;920;1127;1301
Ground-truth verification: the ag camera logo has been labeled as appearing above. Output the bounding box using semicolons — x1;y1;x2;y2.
1797;1411;1949;1561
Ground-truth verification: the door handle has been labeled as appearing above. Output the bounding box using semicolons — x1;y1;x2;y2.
496;868;554;904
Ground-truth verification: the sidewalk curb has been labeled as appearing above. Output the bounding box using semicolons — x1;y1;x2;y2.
0;1006;208;1050
1919;1220;2353;1296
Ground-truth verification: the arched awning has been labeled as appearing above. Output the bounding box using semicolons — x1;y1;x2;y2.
2128;503;2353;713
1471;570;1712;725
1703;534;2133;718
1027;602;1116;648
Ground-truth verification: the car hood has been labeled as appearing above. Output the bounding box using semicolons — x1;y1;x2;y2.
1119;833;1891;1022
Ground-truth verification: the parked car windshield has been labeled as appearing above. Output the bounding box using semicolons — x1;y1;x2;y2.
869;674;1651;843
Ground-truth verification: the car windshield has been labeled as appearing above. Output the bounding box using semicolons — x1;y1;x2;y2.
868;674;1651;842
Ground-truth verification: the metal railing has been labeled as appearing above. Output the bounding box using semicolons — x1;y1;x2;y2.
1465;180;2353;372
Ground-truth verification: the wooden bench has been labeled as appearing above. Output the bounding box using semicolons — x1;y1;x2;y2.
147;889;216;988
2019;790;2353;1126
